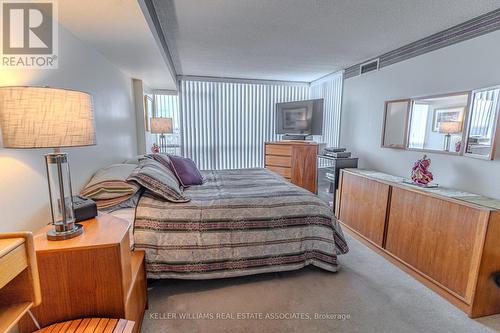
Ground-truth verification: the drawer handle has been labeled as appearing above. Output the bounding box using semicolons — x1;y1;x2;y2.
492;271;500;288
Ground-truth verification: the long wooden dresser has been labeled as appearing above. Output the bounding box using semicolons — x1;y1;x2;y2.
336;169;500;318
264;141;320;193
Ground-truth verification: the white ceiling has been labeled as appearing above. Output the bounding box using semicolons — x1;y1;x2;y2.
58;0;177;90
154;0;500;82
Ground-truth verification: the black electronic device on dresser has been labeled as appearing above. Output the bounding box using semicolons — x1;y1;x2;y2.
317;153;358;208
72;195;97;222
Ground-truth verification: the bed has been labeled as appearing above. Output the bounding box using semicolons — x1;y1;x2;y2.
116;168;348;279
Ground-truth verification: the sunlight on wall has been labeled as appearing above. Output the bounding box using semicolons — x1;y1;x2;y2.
0;154;44;185
0;68;47;85
0;154;51;232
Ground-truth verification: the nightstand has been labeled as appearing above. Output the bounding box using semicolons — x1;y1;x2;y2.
19;214;147;333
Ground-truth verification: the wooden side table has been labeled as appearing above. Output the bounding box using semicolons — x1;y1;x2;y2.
19;214;147;333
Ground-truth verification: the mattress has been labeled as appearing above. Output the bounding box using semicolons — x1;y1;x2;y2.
133;168;349;279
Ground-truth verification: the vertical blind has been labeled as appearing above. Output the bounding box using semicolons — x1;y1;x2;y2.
154;93;181;155
309;72;343;148
469;88;499;138
179;80;310;170
408;103;430;149
157;74;344;170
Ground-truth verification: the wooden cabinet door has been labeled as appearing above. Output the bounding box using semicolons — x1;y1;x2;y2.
338;172;390;247
291;145;317;193
385;187;487;300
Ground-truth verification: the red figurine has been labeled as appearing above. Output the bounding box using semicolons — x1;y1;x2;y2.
411;155;433;185
151;143;160;154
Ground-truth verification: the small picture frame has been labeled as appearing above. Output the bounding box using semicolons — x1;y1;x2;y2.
433;107;464;132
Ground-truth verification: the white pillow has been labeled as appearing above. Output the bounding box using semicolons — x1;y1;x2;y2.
122;155;145;164
81;164;139;200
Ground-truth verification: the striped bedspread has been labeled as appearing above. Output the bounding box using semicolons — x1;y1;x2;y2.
133;168;348;279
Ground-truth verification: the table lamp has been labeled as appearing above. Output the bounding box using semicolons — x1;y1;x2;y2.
150;117;172;153
439;121;462;152
0;86;96;240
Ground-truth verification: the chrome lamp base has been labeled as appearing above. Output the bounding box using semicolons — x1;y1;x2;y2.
159;133;167;153
47;223;83;241
45;150;83;241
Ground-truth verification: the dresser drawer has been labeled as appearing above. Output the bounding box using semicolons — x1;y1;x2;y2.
265;144;292;156
265;155;291;167
266;165;291;179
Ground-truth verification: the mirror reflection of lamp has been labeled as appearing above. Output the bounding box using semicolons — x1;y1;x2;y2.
439;121;462;152
150;117;173;153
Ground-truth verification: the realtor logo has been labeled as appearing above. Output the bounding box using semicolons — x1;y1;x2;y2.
1;0;58;68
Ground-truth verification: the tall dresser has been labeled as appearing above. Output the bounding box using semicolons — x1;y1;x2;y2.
336;169;500;318
264;141;320;193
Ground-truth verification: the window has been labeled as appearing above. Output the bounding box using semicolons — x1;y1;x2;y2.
469;88;499;138
408;103;429;149
147;75;344;170
179;80;310;170
154;93;181;155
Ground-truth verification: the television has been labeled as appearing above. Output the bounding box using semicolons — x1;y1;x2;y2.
275;99;323;139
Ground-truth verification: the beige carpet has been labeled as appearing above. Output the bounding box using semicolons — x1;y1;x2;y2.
141;234;500;333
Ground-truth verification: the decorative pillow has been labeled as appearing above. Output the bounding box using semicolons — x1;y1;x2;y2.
168;155;204;187
81;164;140;200
98;189;143;211
145;153;175;172
127;159;190;202
123;155;146;165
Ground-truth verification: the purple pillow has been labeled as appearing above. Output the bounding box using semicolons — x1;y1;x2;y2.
168;155;203;187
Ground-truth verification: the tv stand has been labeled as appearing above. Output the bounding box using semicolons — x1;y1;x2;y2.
282;134;312;140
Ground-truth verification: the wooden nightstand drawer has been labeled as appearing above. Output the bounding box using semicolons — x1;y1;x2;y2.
265;144;292;156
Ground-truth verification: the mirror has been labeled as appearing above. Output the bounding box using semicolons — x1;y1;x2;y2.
407;93;469;154
382;99;410;148
465;86;500;160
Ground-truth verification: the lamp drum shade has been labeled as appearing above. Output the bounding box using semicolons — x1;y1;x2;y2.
151;117;173;134
0;86;96;148
439;121;462;134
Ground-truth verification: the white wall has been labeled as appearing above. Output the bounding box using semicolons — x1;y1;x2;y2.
0;26;137;232
341;30;500;199
133;78;148;154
